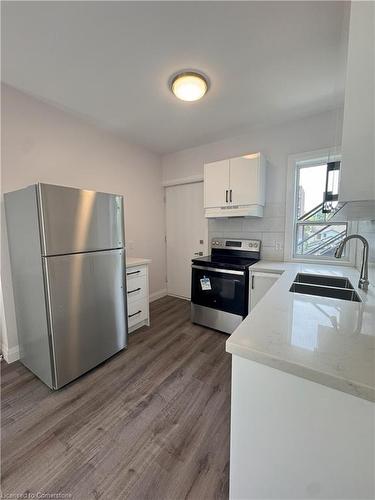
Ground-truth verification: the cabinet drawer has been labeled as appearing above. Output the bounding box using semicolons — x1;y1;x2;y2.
126;265;147;281
126;274;147;303
127;298;148;328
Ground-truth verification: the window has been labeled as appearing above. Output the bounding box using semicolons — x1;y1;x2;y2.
285;150;352;263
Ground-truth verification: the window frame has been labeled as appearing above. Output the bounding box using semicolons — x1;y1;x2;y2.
284;148;356;265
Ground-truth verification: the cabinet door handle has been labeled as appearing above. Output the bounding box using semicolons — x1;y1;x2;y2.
225;190;228;203
127;270;141;276
128;310;142;318
127;287;141;294
251;275;255;289
230;189;233;202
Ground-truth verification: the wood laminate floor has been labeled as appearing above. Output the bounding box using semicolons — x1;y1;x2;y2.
1;296;231;500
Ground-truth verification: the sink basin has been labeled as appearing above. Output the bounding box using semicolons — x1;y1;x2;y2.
293;273;354;289
289;282;361;302
290;273;361;302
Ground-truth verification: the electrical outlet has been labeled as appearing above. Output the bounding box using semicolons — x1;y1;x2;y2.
128;240;135;252
275;242;283;251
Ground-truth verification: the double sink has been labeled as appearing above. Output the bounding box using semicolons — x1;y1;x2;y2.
290;273;361;302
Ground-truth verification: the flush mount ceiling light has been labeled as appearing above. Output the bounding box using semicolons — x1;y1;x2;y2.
170;71;209;102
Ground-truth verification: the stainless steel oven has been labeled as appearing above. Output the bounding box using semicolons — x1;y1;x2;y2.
191;238;261;334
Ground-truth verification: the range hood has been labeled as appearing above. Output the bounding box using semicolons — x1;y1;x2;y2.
205;205;264;218
331;1;375;222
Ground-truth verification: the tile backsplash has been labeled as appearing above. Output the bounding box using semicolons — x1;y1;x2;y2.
357;220;375;265
208;210;375;266
208;202;286;261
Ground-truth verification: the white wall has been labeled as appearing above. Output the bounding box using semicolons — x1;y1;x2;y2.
1;84;166;360
162;109;343;260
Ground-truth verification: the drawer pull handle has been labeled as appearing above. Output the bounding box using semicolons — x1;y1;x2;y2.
127;270;141;276
128;310;141;318
128;287;141;294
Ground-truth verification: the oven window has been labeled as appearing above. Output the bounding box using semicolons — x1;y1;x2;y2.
191;268;248;316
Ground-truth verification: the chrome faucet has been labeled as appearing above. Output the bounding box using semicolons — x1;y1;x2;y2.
334;234;370;291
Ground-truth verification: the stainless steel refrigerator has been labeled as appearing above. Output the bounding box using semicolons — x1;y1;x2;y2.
5;183;127;389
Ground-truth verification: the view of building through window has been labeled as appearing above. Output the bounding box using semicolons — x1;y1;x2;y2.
294;161;347;258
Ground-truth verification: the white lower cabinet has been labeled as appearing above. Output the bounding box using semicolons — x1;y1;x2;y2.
126;263;150;332
230;355;375;499
249;271;281;310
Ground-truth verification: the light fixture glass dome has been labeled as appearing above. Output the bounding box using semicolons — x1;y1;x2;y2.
170;71;208;102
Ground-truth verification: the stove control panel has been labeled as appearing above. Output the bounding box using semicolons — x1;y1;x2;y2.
211;238;261;252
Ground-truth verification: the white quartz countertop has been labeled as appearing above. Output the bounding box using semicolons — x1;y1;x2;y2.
126;257;151;268
226;261;375;402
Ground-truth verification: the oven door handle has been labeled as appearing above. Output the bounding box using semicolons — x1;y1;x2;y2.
192;264;244;276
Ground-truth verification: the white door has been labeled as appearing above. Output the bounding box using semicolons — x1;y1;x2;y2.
166;182;208;299
230;156;259;206
204;159;230;208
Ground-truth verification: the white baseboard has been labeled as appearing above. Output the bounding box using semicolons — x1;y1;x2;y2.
167;293;190;301
2;343;20;363
149;288;168;302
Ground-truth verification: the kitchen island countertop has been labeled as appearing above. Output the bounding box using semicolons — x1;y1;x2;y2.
226;260;375;402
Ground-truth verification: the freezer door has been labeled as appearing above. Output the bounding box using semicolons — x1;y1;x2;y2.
43;249;127;388
38;183;124;256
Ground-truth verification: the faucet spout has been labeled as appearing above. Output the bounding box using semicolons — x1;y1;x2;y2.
334;234;369;291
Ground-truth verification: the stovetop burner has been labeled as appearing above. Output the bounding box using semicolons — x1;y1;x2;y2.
191;254;259;271
192;237;261;271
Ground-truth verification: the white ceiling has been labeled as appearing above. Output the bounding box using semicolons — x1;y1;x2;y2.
2;1;350;154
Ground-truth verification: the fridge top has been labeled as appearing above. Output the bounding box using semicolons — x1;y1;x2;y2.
36;183;125;256
36;182;123;198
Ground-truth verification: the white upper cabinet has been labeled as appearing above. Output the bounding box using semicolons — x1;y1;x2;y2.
230;155;266;206
204;159;230;208
204;153;266;218
339;1;374;204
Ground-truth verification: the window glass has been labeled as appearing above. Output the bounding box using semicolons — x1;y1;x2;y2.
294;161;347;259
